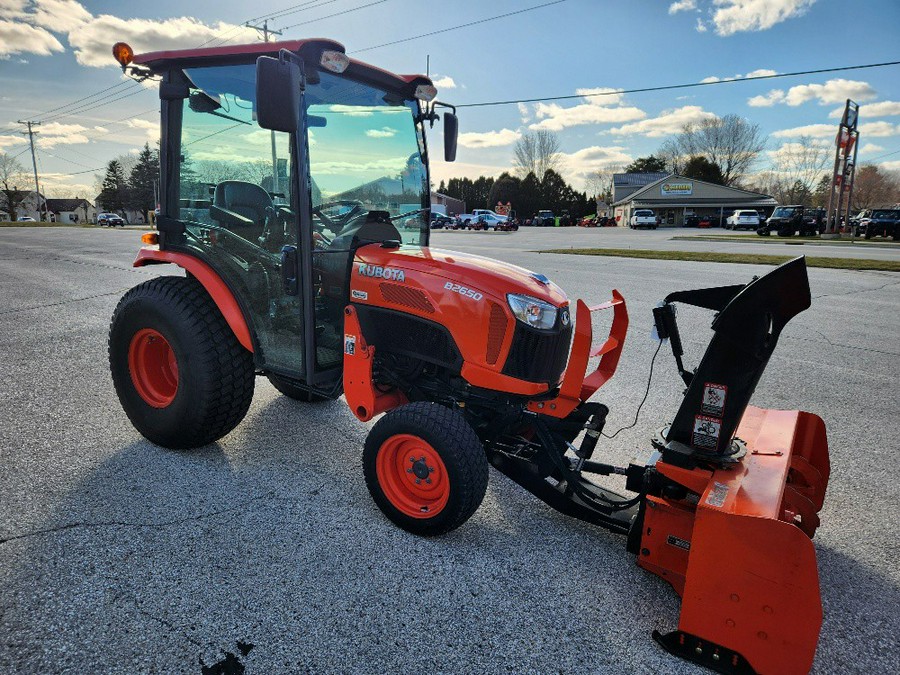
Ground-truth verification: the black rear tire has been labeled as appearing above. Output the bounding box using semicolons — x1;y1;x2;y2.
109;275;255;449
267;373;332;402
363;402;488;536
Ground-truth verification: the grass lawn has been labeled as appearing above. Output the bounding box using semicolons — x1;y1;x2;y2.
539;248;900;272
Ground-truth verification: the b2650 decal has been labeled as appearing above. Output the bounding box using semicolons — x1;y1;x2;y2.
444;282;483;301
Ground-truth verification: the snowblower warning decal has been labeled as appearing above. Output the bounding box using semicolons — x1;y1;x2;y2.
701;382;727;416
692;415;721;449
344;335;356;356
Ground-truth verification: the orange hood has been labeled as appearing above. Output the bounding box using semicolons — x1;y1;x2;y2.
354;244;569;307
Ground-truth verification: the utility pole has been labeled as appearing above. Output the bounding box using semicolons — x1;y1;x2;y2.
17;120;41;219
245;19;284;196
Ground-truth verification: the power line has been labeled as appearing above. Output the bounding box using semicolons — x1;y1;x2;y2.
280;0;387;31
41;87;150;125
31;80;136;121
455;60;900;108
354;0;566;53
869;148;900;162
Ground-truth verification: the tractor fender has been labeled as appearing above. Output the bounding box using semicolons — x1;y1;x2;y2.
133;247;254;353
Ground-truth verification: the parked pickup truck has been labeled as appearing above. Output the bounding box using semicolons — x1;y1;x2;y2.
457;209;507;227
629;209;658;229
861;208;900;240
757;205;823;237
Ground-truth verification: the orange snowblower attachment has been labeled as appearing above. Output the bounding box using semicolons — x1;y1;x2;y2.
636;257;830;674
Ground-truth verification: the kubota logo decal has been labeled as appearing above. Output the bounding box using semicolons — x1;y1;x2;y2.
358;264;405;282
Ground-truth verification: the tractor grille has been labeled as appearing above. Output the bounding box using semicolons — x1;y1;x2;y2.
486;302;508;365
502;317;572;385
379;283;435;314
355;306;461;370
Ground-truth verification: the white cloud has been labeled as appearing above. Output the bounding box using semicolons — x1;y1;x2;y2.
0;134;24;150
326;105;374;117
711;0;817;36
771;124;834;139
457;128;521;149
609;106;718;138
703;69;777;85
879;160;900;171
525;88;645;132
768;139;830;168
784;78;876;106
695;17;708;32
859;121;900;138
68;15;258;68
365;126;398;139
0;18;63;57
561;146;635;188
830;100;900;119
431;76;456;89
0;1;28;20
30;0;91;32
748;89;785;107
859;143;884;154
127;118;160;143
517;102;531;124
669;0;697;13
35;121;96;148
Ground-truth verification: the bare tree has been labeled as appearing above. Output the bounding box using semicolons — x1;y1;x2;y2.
0;152;29;221
585;164;624;203
770;136;830;200
660;114;766;185
852;164;900;210
513;130;561;179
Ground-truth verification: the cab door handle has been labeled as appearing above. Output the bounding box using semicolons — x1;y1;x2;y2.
281;245;298;295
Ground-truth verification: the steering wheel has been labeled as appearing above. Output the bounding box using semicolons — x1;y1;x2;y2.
312;200;365;236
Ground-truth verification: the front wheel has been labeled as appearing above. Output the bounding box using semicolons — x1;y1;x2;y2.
363;402;488;536
109;276;255;448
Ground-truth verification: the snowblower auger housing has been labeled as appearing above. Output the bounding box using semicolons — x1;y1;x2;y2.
108;36;830;675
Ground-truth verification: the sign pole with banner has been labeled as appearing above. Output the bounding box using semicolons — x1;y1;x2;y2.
823;99;859;238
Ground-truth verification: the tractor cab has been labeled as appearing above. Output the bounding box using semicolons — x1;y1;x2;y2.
122;39;457;394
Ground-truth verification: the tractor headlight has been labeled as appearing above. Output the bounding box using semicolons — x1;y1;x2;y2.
507;294;558;330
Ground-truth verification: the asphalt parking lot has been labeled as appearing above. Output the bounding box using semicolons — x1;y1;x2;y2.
1;226;898;674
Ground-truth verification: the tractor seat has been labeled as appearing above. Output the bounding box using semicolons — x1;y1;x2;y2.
210;180;273;243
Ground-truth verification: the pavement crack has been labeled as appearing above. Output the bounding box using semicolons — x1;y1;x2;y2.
812;278;900;300
0;288;131;316
0;490;281;545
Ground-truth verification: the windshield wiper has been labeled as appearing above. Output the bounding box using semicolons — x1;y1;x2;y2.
389;208;428;221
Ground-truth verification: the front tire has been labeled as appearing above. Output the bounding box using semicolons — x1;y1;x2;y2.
363;402;488;536
109;275;255;448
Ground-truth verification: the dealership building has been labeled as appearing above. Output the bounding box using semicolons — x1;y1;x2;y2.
611;173;777;226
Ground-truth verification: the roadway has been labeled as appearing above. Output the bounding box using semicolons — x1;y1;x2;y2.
1;226;897;674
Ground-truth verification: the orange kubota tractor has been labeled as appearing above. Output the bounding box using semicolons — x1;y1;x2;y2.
108;40;830;674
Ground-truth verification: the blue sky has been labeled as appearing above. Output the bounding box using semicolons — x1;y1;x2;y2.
1;0;898;198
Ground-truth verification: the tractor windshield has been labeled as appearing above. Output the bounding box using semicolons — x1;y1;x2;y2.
305;71;429;245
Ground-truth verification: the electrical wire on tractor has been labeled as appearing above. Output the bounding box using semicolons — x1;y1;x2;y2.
107;38;831;675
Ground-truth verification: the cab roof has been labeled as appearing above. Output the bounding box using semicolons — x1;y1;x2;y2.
132;39;433;95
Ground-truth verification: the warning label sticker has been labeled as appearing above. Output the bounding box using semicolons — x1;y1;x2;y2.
666;535;691;551
351;289;368;301
692;415;721;449
706;481;729;508
701;382;727;416
344;334;356;356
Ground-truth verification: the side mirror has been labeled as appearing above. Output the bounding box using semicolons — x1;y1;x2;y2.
256;55;300;133
443;112;458;162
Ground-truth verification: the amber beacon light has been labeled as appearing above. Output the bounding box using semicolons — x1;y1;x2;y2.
112;42;134;68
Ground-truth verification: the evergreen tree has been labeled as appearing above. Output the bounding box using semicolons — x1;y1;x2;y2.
98;160;127;215
127;143;159;216
624;156;667;174
681;156;725;184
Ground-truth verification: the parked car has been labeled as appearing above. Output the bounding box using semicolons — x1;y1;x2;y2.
430;213;453;229
683;215;700;227
725;209;761;231
534;210;555;227
861;208;900;240
697;216;712;228
629;209;658;229
849;209;871;237
15;216;36;222
98;212;125;227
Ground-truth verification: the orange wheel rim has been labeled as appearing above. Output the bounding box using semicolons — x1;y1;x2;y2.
128;328;179;408
376;434;449;519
